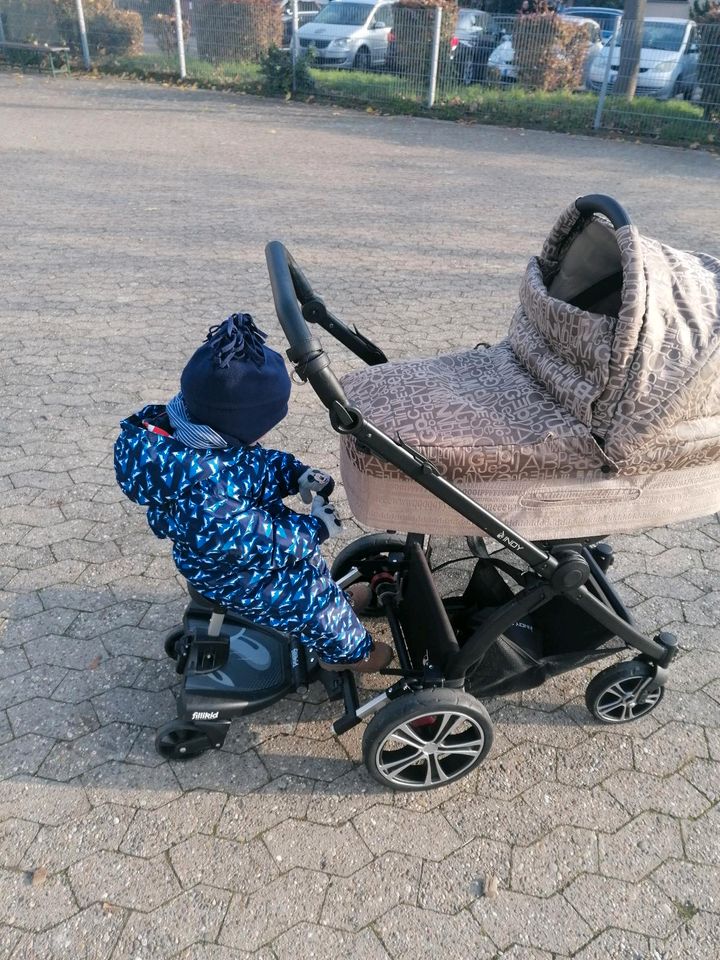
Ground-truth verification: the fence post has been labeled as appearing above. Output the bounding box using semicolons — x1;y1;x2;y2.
173;0;187;79
427;6;442;108
291;0;299;94
74;0;91;69
0;12;5;44
594;17;620;131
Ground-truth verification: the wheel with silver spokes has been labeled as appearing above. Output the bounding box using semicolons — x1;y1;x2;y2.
362;689;493;791
585;660;664;725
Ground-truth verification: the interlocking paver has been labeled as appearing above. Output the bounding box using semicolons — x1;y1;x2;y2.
219;868;327;951
2;74;720;960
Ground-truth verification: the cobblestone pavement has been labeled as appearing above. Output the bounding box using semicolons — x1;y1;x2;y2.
1;73;720;960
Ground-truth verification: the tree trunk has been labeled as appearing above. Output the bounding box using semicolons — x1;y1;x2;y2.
613;0;646;99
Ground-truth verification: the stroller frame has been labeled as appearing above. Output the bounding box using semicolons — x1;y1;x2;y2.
156;195;678;791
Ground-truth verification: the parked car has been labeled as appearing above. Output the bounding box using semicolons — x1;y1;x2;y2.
586;18;699;99
487;15;603;85
279;0;324;49
563;6;622;41
450;9;505;84
297;0;396;69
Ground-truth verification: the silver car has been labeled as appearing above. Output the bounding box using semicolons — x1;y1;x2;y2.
297;0;396;69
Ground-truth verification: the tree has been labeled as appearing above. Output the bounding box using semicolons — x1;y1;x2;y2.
613;0;646;99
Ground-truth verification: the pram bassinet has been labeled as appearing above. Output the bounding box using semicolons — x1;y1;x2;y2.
340;200;720;540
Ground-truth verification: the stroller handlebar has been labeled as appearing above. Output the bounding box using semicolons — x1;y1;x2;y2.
575;194;631;231
265;240;351;413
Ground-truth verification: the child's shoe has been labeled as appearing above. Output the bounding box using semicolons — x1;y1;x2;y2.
319;641;393;674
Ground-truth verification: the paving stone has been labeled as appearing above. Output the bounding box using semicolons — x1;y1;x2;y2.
219;868;328;951
0;591;43;621
0;666;66;710
6;561;86;593
112;886;231;960
51;656;144;703
20;804;134;874
22;634;108;670
571;929;651;960
495;949;556;960
68;850;181;911
92;686;177;728
442;792;551;847
120;790;227;858
520;781;631;833
168;834;278;894
65;601;149;641
376;904;496;960
264;817;373;876
38;723;138;781
604;770;711;819
598;812;683;882
175;946;253;960
625;574;702;602
256;733;353;782
0;820;40;869
8;903;127;960
471;889;593;955
652;911;720;960
216;775;313;841
0;925;23;960
511;826;597;897
419;836;512;913
131;657;179;692
0;869;77;933
38;585;116;613
353;804;462;861
95;625;166;660
682;591;720;627
0;608;78;647
564;874;681;939
491;704;587;750
306;767;388;825
632;721;708;777
682;757;720;802
171;746;269;798
271;923;390;960
556;732;634;788
475;743;556;800
8;698;98;742
651;858;720;915
321;852;421;931
682;804;720;865
82;758;181;809
0;734;54;779
0;776;91;826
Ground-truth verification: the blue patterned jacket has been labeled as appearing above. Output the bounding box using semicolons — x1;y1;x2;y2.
114;406;371;663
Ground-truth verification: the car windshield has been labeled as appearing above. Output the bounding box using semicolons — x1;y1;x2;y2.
615;22;686;52
313;2;372;25
566;10;619;34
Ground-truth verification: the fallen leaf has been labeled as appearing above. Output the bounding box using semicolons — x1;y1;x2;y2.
88;655;102;670
31;868;48;887
102;901;115;914
484;874;499;899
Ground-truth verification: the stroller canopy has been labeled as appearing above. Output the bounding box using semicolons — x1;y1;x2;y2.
339;201;720;539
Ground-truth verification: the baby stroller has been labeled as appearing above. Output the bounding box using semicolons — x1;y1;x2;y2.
157;194;720;791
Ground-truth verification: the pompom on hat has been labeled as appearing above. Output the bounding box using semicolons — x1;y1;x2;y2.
180;313;291;445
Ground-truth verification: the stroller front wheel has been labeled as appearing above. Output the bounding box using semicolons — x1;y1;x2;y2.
362;688;493;791
585;660;665;725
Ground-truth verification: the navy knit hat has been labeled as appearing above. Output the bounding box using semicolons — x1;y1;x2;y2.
180;313;291;445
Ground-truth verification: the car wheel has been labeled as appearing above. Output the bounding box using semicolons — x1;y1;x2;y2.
354;46;371;72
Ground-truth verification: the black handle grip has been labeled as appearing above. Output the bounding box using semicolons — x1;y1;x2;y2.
266;241;314;355
287;253;315;306
575;194;631;230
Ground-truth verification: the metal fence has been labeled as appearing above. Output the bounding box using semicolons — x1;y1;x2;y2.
1;2;719;147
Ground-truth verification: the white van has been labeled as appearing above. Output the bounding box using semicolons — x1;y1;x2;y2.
297;0;396;69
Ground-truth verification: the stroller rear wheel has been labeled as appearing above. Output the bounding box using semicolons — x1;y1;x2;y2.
163;627;185;659
586;660;664;724
331;533;407;617
362;688;493;791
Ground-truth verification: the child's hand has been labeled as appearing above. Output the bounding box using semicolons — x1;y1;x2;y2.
311;497;343;539
298;468;334;504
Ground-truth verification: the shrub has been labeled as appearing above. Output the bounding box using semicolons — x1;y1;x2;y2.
392;0;457;85
692;1;720;121
53;0;143;57
513;10;591;92
259;44;315;96
193;0;282;64
151;13;191;53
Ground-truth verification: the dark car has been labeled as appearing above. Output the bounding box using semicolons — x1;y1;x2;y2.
450;9;504;85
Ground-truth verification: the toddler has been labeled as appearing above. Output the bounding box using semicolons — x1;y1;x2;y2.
114;312;392;673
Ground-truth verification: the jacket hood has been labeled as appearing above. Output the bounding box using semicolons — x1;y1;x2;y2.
114;406;242;508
